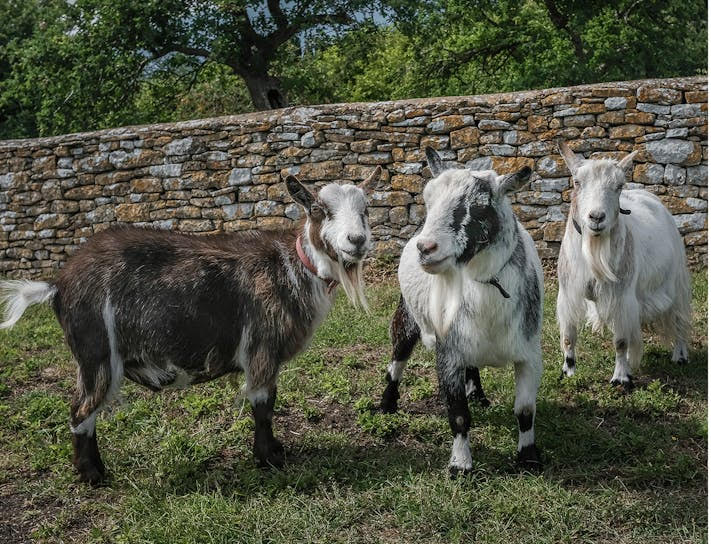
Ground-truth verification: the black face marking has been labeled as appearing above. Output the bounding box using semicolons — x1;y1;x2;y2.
519;261;541;340
517;409;533;433
565;356;576;369
452;181;501;264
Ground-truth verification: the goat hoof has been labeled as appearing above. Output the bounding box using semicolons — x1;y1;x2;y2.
477;397;491;408
448;465;473;479
77;465;107;487
380;385;400;414
516;445;542;471
610;376;634;391
256;450;285;469
676;357;688;366
380;392;399;414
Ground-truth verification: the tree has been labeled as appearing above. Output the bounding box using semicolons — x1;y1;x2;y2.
0;0;382;137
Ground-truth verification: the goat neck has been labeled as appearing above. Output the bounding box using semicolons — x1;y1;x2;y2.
463;213;518;287
299;220;339;288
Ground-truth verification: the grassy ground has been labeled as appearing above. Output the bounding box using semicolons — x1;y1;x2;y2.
0;270;707;544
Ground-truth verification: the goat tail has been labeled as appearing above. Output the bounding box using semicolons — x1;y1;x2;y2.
0;280;57;329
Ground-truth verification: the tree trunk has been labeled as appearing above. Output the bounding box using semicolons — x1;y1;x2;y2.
243;73;289;110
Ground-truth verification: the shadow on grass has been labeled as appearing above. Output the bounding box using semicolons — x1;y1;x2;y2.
143;355;706;500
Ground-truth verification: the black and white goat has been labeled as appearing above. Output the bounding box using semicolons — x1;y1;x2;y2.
0;167;380;485
556;141;691;388
380;148;544;475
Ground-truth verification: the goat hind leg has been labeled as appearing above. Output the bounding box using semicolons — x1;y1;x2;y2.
381;296;420;413
70;366;111;485
465;367;489;407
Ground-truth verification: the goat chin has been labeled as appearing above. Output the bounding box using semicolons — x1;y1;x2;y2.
336;257;368;311
428;268;463;338
582;231;618;283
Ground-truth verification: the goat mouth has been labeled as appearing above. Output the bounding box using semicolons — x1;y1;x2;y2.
420;256;449;273
587;225;605;236
341;250;365;263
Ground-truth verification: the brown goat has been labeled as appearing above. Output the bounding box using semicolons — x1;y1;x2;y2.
0;168;380;485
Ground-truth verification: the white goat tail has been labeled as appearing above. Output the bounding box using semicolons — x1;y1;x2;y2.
0;280;57;329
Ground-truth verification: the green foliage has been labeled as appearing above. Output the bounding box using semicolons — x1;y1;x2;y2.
0;0;705;139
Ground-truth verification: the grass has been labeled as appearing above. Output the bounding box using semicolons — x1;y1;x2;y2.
0;270;707;544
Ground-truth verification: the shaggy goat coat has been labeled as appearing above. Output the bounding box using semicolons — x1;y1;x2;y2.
0;170;379;484
556;141;691;386
382;147;544;474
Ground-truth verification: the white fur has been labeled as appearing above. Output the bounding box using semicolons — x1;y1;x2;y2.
449;433;472;471
0;280;57;329
387;359;407;382
70;298;124;436
557;149;692;382
316;183;371;310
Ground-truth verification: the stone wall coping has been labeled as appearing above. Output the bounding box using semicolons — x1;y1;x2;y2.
1;76;706;150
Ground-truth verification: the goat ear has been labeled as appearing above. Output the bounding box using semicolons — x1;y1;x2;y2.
425;146;445;177
358;166;381;195
496;166;532;195
558;140;581;175
617;150;639;171
284;175;315;210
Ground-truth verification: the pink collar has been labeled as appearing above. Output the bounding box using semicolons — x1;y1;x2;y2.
296;235;338;294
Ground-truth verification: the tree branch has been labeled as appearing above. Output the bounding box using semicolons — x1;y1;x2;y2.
543;0;585;62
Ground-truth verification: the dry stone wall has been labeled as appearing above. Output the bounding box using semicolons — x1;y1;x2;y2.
0;76;707;278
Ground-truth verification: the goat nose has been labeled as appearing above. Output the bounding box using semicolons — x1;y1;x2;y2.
588;211;606;223
348;233;366;247
417;239;438;255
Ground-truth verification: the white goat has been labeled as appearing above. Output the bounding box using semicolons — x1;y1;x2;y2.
384;147;544;475
556;141;692;388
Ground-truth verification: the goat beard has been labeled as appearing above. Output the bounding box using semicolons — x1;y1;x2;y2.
428;268;463;338
581;230;618;283
336;257;368;311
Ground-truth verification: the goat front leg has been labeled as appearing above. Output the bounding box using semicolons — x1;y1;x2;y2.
610;297;641;390
249;383;284;468
246;355;284;468
514;356;542;469
381;296;420;413
557;288;579;379
437;347;472;477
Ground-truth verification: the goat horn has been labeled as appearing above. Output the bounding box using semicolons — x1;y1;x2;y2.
619;207;631;215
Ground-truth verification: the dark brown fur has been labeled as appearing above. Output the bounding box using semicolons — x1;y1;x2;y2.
53;224;335;483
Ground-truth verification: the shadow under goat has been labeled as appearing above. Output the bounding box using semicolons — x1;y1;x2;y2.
381;148;544;476
0;167;381;485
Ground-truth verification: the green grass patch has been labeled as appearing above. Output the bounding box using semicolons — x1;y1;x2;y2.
0;271;706;543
